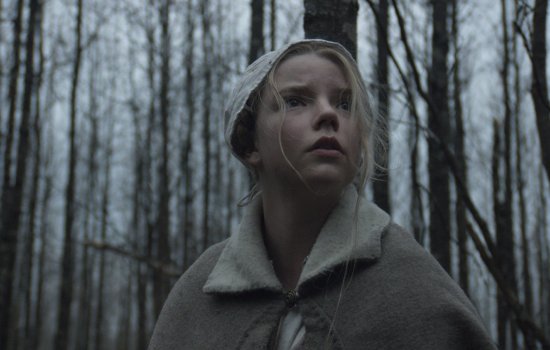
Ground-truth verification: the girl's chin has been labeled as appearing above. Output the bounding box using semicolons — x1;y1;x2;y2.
299;174;354;197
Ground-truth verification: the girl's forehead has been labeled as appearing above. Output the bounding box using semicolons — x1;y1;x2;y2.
273;53;349;88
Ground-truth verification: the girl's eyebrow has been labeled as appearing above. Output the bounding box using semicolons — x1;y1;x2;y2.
278;85;352;97
278;85;313;96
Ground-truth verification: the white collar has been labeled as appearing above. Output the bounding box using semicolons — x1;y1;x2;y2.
203;186;390;294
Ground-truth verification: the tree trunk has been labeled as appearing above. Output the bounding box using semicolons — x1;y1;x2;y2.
373;0;390;214
270;0;276;50
32;19;54;350
513;1;534;347
303;0;358;58
531;0;550;183
201;0;212;252
497;1;518;347
1;0;24;202
249;0;264;63
451;0;469;295
76;45;100;350
54;0;83;348
182;0;195;270
94;131;112;350
129;39;148;350
0;0;38;347
428;0;451;273
22;3;44;348
153;0;173;319
33;173;51;350
536;167;550;339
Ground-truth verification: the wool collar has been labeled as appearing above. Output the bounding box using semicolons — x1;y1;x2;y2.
203;186;390;294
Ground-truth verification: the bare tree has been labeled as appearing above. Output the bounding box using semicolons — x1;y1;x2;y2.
0;0;39;348
451;0;469;295
153;0;173;319
530;0;550;183
201;0;212;251
21;2;44;349
270;0;276;50
182;0;196;270
513;1;534;348
428;0;451;273
495;1;518;347
54;0;84;348
94;121;113;350
0;1;25;346
303;0;358;57
372;0;391;214
249;0;264;63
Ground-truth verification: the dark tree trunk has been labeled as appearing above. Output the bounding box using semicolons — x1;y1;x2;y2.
129;41;148;350
428;0;451;273
54;0;83;348
76;49;99;350
249;0;264;63
536;168;550;337
270;0;276;50
94;131;112;350
373;0;390;214
153;0;173;319
23;3;44;348
513;1;534;347
531;0;550;183
33;171;51;350
0;0;38;348
451;0;469;295
182;0;195;270
303;0;358;58
201;0;212;252
496;1;518;347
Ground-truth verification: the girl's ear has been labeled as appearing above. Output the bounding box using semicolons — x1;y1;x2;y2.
245;150;261;167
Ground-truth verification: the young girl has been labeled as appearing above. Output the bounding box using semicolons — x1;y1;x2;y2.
148;39;496;349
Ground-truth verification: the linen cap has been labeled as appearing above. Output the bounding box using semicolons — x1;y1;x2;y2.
224;39;357;166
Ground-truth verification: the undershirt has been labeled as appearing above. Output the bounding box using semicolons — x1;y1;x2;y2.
277;308;306;350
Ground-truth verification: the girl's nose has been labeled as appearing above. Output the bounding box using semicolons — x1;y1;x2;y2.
313;99;340;131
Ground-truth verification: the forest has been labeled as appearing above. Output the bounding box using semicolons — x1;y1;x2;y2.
0;0;549;349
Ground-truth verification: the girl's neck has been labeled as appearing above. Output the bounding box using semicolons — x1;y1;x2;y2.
260;185;341;290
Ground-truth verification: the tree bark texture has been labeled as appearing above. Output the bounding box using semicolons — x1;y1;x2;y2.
451;0;469;295
249;0;264;63
153;0;173;319
0;0;38;348
531;0;550;184
182;0;195;270
201;0;212;252
303;0;358;58
270;0;276;50
22;3;44;348
497;1;518;347
513;1;534;346
428;0;451;273
54;0;83;348
373;0;391;214
94;129;112;350
0;0;25;346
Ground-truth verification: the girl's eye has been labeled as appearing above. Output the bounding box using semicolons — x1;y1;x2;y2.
338;99;350;111
284;97;305;109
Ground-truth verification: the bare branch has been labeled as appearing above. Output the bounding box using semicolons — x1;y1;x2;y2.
83;240;183;278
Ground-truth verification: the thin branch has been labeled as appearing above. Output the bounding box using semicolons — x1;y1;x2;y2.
83;240;183;278
514;21;550;112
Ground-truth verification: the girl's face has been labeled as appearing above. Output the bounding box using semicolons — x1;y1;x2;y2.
246;53;362;195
